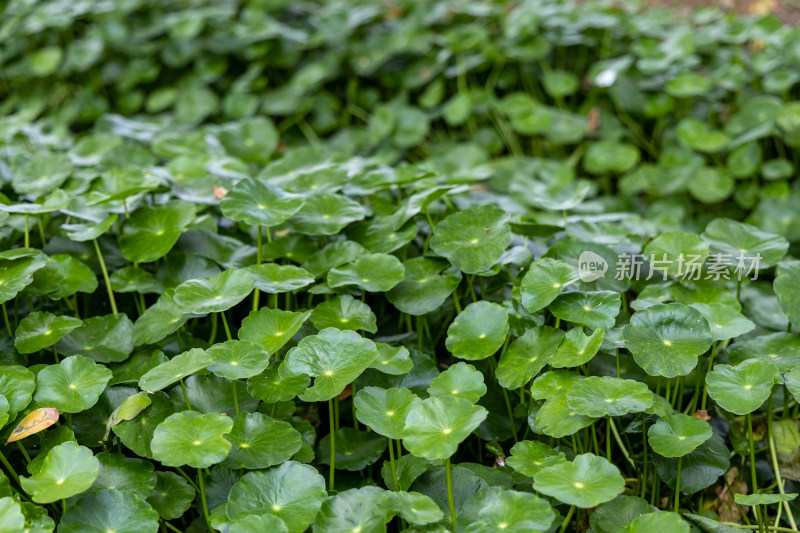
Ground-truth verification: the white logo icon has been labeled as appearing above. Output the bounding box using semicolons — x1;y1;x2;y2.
578;251;608;282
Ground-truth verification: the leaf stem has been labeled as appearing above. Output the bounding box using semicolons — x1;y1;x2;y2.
608;416;635;469
700;342;718;411
559;505;576;533
388;438;399;490
674;456;682;512
1;303;11;337
329;398;335;491
220;312;232;341
767;397;798;530
24;215;30;248
445;457;457;526
232;381;240;415
163;522;184;533
747;412;763;532
93;238;118;315
174;467;199;492
179;378;192;410
0;449;20;485
15;442;31;464
253;225;262;312
197;469;213;532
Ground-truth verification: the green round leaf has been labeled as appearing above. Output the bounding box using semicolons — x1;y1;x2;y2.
239;308;312;354
310;295;377;333
702;218;789;268
0;365;35;418
224;412;302;469
0;257;47;305
533;453;624;508
227;462;327;532
462;489;555;533
208;340;269;380
549;291;621;331
59;489;159;533
624;303;712;378
246;263;314;294
506;440;567;478
247;362;310;403
567;376;653;417
387;258;461;316
113;392;174;459
689;303;755;342
387;491;443;525
120;201;196;263
402;396;488;460
138;348;213;392
427;363;486;404
734;493;797;506
430;205;511;274
0;497;23;533
151;411;233;468
370;343;413;375
289;194;368;236
497;326;564;390
550;328;604;368
445;301;509;361
652;433;729;495
20;441;99;503
90;452;156;497
34;355;112;413
56;313;134;363
221;180;304;227
590;495;656;533
647;413;713;457
318;427;387;471
173;268;254;314
313;486;390;533
147;471;195;520
14;312;82;354
532;389;597;438
775;261;800;331
328;253;405;292
518;258;579;313
621;511;690;533
284;328;378;402
354;386;421;440
706;359;779;415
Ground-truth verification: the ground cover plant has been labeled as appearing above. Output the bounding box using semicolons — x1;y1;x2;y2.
2;0;800;531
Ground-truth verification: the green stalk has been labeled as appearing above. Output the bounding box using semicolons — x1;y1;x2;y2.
701;342;718;411
179;379;192;410
722;524;795;532
641;414;648;499
1;303;11;337
329;398;336;491
197;469;213;532
388;438;399;491
608;417;635;469
0;449;20;486
559;505;576;533
220;312;232;341
24;215;30;248
767;397;798;530
93;239;118;315
61;498;67;516
747;412;763;532
163;522;184;533
253;225;262;312
207;313;218;345
232;381;240;415
674;456;682;512
445;457;457;526
606;417;612;461
15;442;31;464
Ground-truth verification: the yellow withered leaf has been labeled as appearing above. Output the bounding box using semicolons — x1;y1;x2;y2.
6;408;59;444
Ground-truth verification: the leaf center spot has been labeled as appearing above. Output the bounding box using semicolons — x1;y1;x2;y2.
272;504;281;512
663;339;672;346
470;238;478;245
498;523;507;530
386;411;395;417
322;214;331;219
361;278;369;282
381;360;389;365
257;204;266;209
324;370;334;376
68;384;76;390
239;442;250;448
442;428;452;434
744;384;752;390
214;295;223;300
44;329;52;335
275;331;284;336
156;230;164;236
56;478;65;485
678;436;686;440
193;440;202;446
479;334;486;339
574;482;584;488
552;283;561;288
583;306;591;311
604;398;614;403
451;390;458;395
230;361;238;366
340;319;349;323
715;324;723;329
